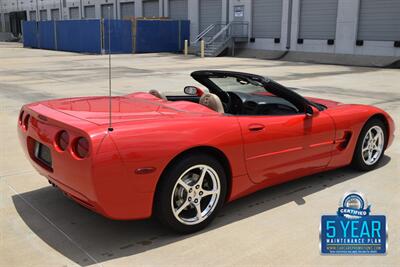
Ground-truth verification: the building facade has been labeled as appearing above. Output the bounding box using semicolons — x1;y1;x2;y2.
1;0;399;58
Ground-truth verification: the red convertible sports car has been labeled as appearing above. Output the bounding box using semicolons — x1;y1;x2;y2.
18;70;394;233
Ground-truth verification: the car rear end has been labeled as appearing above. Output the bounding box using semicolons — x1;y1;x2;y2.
18;96;171;220
18;102;104;212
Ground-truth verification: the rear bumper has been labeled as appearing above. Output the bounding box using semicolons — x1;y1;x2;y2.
18;106;155;220
46;174;154;220
47;175;96;210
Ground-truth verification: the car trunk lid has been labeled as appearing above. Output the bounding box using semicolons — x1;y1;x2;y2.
39;96;166;125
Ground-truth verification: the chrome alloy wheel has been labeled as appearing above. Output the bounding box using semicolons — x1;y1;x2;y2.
171;164;221;225
361;126;384;166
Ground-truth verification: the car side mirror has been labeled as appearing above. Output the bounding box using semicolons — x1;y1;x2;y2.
305;105;319;117
184;86;204;96
184;86;198;96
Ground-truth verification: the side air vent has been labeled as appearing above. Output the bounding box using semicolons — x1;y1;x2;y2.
336;131;352;150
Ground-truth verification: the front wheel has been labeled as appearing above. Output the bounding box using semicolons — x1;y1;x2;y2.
155;154;227;233
351;118;387;171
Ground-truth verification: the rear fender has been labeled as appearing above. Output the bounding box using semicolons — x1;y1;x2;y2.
108;115;248;216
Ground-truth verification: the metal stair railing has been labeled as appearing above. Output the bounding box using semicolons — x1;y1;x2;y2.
203;21;249;57
192;24;216;45
192;23;228;46
207;21;249;44
205;23;231;45
191;21;249;56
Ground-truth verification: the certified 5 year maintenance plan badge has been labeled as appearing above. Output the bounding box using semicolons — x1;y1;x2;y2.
320;191;387;254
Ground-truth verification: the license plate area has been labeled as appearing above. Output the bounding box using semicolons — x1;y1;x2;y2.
34;141;52;169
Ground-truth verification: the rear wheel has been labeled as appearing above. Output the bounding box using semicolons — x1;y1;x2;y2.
155;154;227;233
351;119;386;171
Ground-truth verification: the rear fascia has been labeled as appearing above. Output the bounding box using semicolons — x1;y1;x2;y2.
18;103;155;219
18;104;106;214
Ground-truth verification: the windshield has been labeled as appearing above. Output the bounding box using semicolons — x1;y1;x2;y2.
209;76;266;94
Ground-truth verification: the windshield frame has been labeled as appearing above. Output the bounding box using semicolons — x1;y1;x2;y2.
191;70;315;113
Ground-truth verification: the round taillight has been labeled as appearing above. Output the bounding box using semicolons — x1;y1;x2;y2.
23;114;30;130
19;111;24;125
74;137;89;158
56;131;69;151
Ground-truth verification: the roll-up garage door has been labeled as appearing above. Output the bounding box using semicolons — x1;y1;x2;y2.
51;9;60;20
169;0;188;20
299;0;338;39
4;13;10;31
252;0;282;38
29;10;37;21
199;0;222;32
143;0;159;18
69;7;80;19
40;10;48;21
358;0;400;41
101;4;114;19
84;5;96;19
120;2;135;19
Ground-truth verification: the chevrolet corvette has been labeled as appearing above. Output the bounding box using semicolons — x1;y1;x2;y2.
17;70;394;233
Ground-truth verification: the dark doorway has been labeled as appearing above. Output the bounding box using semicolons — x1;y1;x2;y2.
9;11;27;36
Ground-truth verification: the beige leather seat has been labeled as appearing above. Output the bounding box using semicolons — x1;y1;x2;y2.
149;89;167;100
199;93;224;113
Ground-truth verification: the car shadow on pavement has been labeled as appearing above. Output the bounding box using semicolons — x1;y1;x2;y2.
12;156;390;266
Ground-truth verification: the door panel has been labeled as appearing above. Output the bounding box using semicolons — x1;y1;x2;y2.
143;0;159;18
169;0;188;20
299;0;338;40
239;112;335;184
69;7;79;19
199;0;222;32
29;10;37;21
40;10;47;21
51;9;60;21
252;0;282;38
84;5;96;19
358;0;400;41
101;4;114;19
120;2;135;20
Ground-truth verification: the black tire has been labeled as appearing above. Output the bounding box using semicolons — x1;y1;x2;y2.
351;118;387;171
154;153;227;234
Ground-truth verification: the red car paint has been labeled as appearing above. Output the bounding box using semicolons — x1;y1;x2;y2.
18;91;394;220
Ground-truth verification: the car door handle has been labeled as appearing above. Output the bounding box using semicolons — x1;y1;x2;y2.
248;123;265;132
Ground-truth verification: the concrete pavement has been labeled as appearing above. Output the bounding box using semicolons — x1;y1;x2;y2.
0;43;399;266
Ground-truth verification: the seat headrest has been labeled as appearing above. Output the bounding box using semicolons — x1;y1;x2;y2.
199;93;224;113
149;89;167;100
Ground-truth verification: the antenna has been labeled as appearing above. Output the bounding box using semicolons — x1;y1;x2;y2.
107;6;113;132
